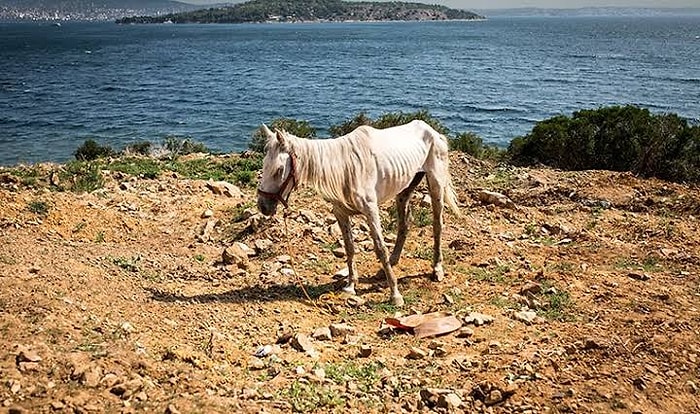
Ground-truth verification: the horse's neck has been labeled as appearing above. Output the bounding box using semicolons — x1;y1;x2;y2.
290;136;347;193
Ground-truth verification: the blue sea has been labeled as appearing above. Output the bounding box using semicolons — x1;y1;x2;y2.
1;16;699;165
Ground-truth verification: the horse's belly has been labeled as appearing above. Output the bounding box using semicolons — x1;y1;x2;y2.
376;175;417;204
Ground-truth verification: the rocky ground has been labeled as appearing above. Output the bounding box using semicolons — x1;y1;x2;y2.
1;153;699;413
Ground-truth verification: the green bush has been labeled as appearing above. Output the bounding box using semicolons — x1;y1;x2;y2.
373;110;450;136
124;141;152;156
330;110;450;137
249;118;317;153
507;105;700;183
163;136;210;156
74;139;115;161
328;112;373;137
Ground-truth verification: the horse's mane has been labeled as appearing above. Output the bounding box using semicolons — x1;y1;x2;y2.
275;128;373;207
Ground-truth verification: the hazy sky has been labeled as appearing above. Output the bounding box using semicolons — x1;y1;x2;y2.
182;0;699;8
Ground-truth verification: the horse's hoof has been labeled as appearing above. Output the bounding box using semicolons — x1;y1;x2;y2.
391;294;405;307
341;285;356;296
432;267;445;282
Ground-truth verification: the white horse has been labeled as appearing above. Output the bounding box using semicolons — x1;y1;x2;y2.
257;120;460;306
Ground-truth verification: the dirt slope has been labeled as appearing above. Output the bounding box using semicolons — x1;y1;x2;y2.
1;153;699;413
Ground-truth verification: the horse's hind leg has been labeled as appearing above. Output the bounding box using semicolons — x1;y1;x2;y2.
426;172;445;282
390;172;425;266
334;207;358;295
364;203;404;306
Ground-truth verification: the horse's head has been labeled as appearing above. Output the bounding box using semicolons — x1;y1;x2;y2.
257;124;297;216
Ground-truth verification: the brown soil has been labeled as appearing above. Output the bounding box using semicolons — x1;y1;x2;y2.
1;154;699;413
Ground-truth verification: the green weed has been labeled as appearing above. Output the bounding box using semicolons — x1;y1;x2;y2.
27;200;50;216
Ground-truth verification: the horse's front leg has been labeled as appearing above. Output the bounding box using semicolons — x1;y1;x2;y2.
364;204;404;307
334;208;358;295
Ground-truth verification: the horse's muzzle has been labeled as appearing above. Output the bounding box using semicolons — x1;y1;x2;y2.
257;198;278;217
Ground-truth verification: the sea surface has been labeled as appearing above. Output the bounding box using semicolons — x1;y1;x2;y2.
1;16;699;165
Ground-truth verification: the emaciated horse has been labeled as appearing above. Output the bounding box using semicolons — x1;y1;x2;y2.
257;120;460;306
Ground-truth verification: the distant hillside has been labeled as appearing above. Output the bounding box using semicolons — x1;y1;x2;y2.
0;0;200;21
116;0;484;24
478;7;700;17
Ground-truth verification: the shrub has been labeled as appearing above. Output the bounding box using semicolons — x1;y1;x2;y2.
74;139;115;161
249;118;317;153
63;161;104;193
448;131;507;160
373;109;450;136
507;105;700;183
329;112;373;137
330;110;450;137
163;136;210;156
123;141;152;156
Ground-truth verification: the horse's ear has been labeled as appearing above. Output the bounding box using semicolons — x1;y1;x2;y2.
261;124;274;140
275;129;287;149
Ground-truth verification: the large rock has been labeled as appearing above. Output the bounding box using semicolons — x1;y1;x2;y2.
478;190;517;210
222;244;249;268
205;180;243;198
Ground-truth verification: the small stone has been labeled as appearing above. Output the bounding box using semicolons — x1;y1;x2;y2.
291;334;316;356
17;362;40;372
437;393;462;410
628;272;651;281
346;295;366;307
16;347;42;363
312;368;326;380
100;373;120;388
407;347;428;360
582;338;602;350
254;239;273;253
249;358;265;370
120;322;135;334
359;345;372;358
80;366;103;388
254;344;275;358
519;282;542;295
276;255;292;263
464;312;494;326
485;389;503;405
205;180;243;198
233;242;256;257
222;244;249;269
478;190;517;210
514;310;539;325
443;293;454;305
329;323;355;338
165;404;181;414
456;327;475;338
332;247;346;258
50;401;65;410
312;327;332;341
201;209;214;218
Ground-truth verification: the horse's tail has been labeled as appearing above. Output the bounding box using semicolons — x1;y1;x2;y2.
439;134;461;217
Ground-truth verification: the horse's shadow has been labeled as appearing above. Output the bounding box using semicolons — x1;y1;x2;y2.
147;272;431;305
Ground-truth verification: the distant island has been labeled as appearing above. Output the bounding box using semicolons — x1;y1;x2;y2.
116;0;484;24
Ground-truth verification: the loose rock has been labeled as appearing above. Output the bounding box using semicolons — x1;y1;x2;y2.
312;327;332;341
406;347;429;360
464;312;494;326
